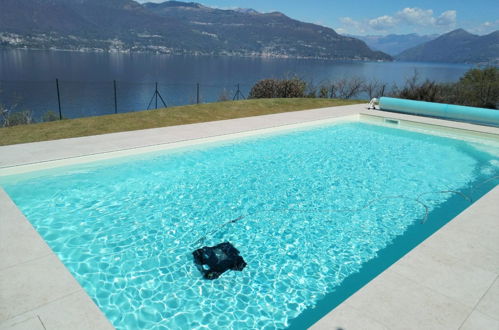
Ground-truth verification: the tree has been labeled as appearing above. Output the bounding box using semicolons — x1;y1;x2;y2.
454;67;498;109
391;67;499;109
363;79;387;99
334;77;364;99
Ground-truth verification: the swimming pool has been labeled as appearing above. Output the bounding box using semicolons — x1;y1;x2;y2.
1;121;498;329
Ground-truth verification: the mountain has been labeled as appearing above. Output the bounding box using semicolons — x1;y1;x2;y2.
0;0;391;61
142;1;390;60
396;29;499;64
350;33;438;56
0;0;205;51
234;8;260;15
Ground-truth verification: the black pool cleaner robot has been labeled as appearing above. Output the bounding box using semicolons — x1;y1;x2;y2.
193;242;247;280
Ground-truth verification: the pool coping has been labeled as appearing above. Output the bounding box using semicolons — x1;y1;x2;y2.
1;104;498;329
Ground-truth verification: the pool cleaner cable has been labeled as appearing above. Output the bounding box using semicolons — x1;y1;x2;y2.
192;175;499;247
193;193;432;246
86;176;498;259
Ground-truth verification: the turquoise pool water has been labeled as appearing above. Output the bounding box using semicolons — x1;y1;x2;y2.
2;122;499;329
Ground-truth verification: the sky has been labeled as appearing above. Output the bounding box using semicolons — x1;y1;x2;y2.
136;0;499;36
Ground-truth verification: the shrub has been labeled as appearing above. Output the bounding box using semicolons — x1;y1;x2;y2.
1;104;7;127
249;79;277;98
318;86;329;98
334;77;364;99
363;79;388;99
248;67;498;108
395;80;443;103
5;110;34;126
217;89;230;102
249;78;306;99
42;110;60;122
322;77;364;99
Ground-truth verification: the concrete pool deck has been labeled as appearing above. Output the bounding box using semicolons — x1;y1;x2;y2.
1;104;498;329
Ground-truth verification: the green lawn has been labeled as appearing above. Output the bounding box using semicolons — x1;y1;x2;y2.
0;98;362;146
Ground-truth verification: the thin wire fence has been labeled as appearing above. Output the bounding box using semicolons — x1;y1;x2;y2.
0;79;250;125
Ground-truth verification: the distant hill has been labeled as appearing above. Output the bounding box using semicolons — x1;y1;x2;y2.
351;34;438;56
0;0;391;61
0;0;214;50
143;1;390;60
396;29;499;64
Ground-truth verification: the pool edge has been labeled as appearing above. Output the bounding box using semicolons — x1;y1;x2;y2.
0;187;114;329
310;185;499;330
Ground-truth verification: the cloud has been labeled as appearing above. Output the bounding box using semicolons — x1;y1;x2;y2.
470;20;499;34
340;17;359;27
338;7;458;35
436;10;457;26
339;17;366;34
392;8;456;27
396;8;435;26
368;15;397;31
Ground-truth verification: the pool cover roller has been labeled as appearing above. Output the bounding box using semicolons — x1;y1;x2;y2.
379;97;499;126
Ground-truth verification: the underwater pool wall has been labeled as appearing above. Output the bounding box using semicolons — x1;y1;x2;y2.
379;97;499;127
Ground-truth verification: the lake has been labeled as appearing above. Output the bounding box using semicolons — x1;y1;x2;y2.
0;49;473;120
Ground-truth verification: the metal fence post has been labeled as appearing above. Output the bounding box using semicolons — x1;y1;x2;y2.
233;83;245;100
155;82;158;109
147;82;167;110
196;83;200;104
113;80;118;114
56;78;62;120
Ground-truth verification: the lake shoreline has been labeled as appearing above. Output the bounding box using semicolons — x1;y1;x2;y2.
0;45;393;62
0;49;472;119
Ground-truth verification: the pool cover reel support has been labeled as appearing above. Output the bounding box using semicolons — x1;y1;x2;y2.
193;242;247;279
